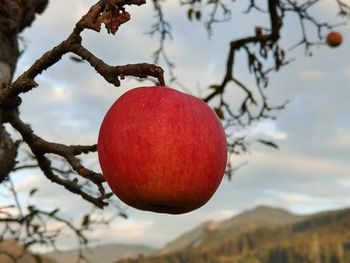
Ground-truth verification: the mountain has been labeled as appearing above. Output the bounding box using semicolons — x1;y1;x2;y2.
201;205;307;245
46;243;154;263
221;205;305;226
153;221;220;256
154;205;306;256
0;240;57;263
116;206;350;263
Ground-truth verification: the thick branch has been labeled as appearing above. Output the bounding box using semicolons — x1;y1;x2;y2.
19;0;49;32
35;154;109;209
8;111;104;185
0;127;17;183
0;0;166;209
71;44;165;86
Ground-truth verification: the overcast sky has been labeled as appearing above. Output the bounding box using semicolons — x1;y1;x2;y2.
4;0;350;252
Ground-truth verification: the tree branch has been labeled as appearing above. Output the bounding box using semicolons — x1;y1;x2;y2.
0;0;164;208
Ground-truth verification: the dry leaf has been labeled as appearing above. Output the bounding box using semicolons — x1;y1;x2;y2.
99;10;130;35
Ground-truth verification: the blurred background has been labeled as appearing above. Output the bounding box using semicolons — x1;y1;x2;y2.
1;0;350;262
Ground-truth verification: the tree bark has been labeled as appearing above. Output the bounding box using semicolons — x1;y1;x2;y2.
0;0;49;182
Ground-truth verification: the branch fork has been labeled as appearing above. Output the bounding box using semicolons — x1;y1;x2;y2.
0;0;165;208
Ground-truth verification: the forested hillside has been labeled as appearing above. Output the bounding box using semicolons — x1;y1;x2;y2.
117;207;350;263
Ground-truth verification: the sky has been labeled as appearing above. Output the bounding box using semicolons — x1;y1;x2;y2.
2;0;350;252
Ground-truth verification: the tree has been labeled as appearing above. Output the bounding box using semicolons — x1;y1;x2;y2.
0;0;349;258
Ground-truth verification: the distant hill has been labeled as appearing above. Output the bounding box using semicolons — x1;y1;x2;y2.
117;206;350;263
201;205;307;245
154;205;306;256
46;243;154;263
153;221;220;256
0;240;56;263
221;205;306;226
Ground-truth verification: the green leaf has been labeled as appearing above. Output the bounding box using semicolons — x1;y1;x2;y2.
209;84;221;90
29;188;38;196
119;212;128;219
81;215;90;228
214;107;224;119
69;56;84;63
257;139;279;150
195;10;202;21
49;208;60;216
187;8;193;21
32;224;40;232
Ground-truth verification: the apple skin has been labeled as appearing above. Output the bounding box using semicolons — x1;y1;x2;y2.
98;86;228;214
326;31;342;47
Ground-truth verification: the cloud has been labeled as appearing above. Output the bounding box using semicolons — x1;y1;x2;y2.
89;219;154;242
252;189;350;215
253;149;349;178
237;120;288;141
344;67;350;77
255;121;288;140
8;169;101;216
280;192;312;205
50;86;72;102
202;209;237;221
322;0;350;8
0;206;20;219
262;190;318;206
300;70;323;81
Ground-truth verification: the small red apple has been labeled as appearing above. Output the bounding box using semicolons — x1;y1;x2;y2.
326;31;343;47
98;86;228;214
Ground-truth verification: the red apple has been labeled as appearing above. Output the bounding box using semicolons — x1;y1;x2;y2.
98;86;228;214
326;31;343;47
